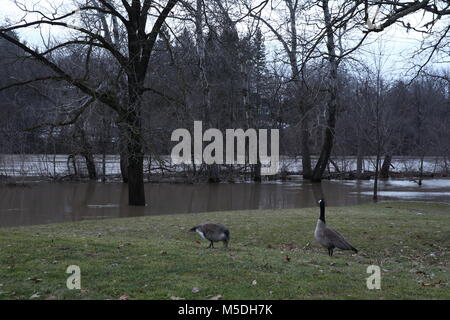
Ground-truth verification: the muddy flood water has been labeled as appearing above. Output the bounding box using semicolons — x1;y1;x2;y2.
1;177;449;228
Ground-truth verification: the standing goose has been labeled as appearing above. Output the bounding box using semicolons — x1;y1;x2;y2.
189;223;230;249
314;199;358;256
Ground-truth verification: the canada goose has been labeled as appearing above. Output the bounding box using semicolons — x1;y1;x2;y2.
189;223;230;249
314;199;358;256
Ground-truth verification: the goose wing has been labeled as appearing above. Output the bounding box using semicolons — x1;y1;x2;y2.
202;223;228;241
324;227;357;251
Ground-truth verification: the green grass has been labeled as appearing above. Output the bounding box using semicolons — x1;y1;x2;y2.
0;202;449;300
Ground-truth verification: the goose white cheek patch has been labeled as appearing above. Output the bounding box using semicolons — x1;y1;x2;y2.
196;230;206;240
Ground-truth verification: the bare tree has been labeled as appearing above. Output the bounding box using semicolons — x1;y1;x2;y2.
364;0;450;76
249;0;317;178
0;0;180;205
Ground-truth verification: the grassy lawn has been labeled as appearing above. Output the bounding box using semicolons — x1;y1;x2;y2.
0;201;449;300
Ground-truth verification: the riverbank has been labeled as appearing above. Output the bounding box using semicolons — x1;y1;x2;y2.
2;169;449;186
0;202;449;299
1;154;448;182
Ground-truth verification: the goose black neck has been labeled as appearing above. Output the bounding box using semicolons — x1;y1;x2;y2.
319;201;326;223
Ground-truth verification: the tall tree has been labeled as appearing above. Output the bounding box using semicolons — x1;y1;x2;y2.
0;0;179;205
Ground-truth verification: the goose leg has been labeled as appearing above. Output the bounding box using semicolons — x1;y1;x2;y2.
328;248;334;256
208;241;214;249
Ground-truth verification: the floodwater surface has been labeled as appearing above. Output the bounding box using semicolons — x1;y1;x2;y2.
0;177;449;227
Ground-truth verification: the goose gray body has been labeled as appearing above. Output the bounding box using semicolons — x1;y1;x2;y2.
189;223;230;248
314;200;358;256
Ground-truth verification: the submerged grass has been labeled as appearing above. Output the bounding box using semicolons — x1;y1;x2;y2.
0;201;449;300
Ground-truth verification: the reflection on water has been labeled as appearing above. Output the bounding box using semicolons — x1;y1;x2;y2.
358;191;449;198
1;177;449;227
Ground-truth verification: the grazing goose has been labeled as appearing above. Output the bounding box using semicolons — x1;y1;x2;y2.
314;199;358;256
189;223;230;249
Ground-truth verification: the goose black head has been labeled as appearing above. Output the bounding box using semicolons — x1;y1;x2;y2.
189;226;198;232
318;199;326;223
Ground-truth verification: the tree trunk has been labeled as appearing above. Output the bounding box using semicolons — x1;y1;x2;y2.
311;0;339;182
444;156;449;175
102;152;106;182
380;154;392;179
356;133;363;179
126;122;145;205
119;127;129;183
52;144;57;177
207;164;220;183
125;90;145;206
418;156;424;186
329;159;340;173
147;154;152;182
195;0;220;184
67;154;77;176
373;154;380;200
300;113;312;179
252;161;262;182
128;151;145;206
120;153;129;182
77;123;97;180
356;155;363;179
82;152;97;180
